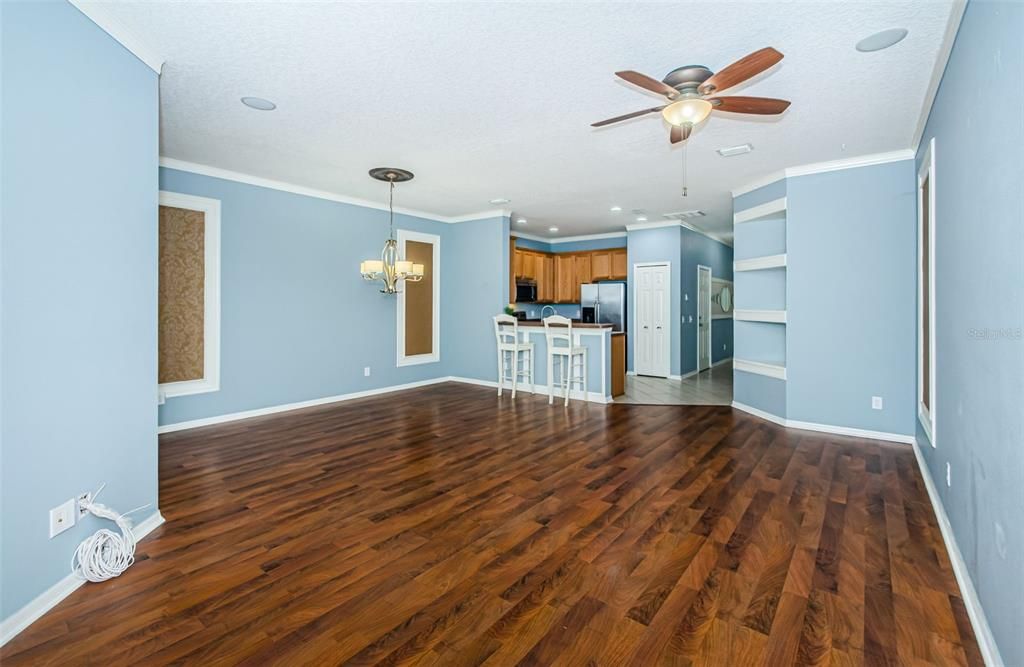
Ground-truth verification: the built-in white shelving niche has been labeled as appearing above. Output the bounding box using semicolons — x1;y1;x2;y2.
733;197;787;224
735;254;787;272
735;309;787;324
734;359;787;380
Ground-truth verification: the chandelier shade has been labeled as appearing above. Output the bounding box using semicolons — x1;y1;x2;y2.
360;168;423;294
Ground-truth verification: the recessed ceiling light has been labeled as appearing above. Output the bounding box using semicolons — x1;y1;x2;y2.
490;198;511;205
241;96;276;111
610;206;622;212
515;218;527;225
856;28;908;52
717;143;753;157
548;226;559;233
636;216;648;222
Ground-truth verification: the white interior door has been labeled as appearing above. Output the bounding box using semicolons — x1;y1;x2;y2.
697;265;711;372
635;264;670;377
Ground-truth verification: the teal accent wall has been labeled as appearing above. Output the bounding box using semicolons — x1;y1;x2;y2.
1;0;160;618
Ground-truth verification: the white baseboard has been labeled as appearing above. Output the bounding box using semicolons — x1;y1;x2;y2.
448;376;611;404
731;401;914;444
158;377;452;433
1;511;165;647
159;375;613;433
711;356;734;368
910;441;1004;667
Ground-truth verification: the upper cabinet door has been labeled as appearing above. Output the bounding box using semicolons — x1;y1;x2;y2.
573;254;591;302
590;251;611;281
610;248;628;280
555;255;575;303
514;248;525;279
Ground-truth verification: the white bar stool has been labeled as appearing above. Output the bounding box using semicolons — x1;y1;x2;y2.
493;314;534;398
543;315;587;406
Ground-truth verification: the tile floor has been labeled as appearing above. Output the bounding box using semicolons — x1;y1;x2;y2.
615;359;733;405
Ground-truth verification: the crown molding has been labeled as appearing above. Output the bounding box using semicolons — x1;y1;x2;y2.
159;158;508;224
68;0;164;73
913;0;967;152
511;230;628;245
731;148;916;198
625;220;732;248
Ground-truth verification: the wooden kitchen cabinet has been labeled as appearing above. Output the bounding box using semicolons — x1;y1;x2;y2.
554;255;575;303
610;248;627;280
590;251;611;281
573;255;591;302
539;255;554;302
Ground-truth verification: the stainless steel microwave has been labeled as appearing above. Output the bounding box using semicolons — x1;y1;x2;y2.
515;281;537;303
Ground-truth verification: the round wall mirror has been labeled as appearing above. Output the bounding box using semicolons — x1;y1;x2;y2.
718;286;732;313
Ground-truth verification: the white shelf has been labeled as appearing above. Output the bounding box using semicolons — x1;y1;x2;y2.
735;309;787;323
734;197;787;224
734;359;787;380
735;254;787;272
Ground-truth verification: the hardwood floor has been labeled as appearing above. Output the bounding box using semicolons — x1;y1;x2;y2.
3;382;981;666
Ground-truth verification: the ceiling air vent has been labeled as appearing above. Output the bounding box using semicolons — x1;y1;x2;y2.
662;210;706;221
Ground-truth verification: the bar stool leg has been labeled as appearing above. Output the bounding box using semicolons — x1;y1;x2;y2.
563;353;570;407
497;349;504;396
547;351;554;405
511;349;519;399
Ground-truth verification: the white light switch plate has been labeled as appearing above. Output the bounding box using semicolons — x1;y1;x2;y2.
872;396;883;410
49;499;76;538
364;367;371;377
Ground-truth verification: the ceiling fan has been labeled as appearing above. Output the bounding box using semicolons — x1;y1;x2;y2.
592;47;791;144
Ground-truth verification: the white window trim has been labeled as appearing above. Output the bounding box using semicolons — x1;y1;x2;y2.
917;138;937;446
158;191;221;399
396;229;441;367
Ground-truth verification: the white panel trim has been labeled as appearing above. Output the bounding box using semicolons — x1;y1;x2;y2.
67;1;164;73
734;309;787;324
159;158;509;224
917;138;938;448
912;1;968;151
158;191;222;399
733;197;787;224
910;440;1004;667
731;402;914;444
0;511;165;646
734;359;787;380
732;149;916;198
396;230;441;367
734;254;787;271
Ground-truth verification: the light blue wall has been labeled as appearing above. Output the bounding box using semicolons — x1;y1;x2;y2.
511;236;551;252
1;0;159;618
680;228;733;371
733;178;786;212
158;168;509;425
550;236;627;253
916;1;1023;663
626;226;681;374
786;160;917;434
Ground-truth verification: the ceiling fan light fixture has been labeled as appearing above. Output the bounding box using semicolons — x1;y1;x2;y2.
661;98;712;127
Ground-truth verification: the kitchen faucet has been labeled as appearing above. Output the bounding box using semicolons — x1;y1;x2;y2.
540;305;556;320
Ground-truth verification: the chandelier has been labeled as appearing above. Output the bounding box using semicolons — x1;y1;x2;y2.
360;167;423;294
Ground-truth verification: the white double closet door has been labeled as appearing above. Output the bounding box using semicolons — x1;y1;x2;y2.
634;264;671;377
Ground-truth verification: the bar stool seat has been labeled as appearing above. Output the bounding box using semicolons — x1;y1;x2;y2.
493;314;534;398
543;315;587;406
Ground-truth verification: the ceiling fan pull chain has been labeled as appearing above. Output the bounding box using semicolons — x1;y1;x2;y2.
682;141;688;197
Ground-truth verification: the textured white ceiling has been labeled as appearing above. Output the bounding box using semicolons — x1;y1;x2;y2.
99;1;955;240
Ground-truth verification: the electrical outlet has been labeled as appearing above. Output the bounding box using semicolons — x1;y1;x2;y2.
77;492;92;518
872;396;883;410
49;499;76;538
723;344;727;350
946;462;951;487
364;367;371;377
995;522;1007;559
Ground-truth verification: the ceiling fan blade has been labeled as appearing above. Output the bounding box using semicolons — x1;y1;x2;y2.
699;47;784;95
591;106;666;127
615;71;680;99
669;124;691;144
710;96;791;115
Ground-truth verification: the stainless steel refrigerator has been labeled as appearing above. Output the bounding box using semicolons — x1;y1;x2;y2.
580;283;626;333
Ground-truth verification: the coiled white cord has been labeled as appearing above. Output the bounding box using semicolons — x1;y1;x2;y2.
71;483;150;582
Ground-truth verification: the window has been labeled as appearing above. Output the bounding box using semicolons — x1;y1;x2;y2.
396;229;440;366
158;191;221;398
918;138;936;444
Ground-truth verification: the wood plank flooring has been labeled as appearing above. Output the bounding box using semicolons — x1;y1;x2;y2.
2;382;981;666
